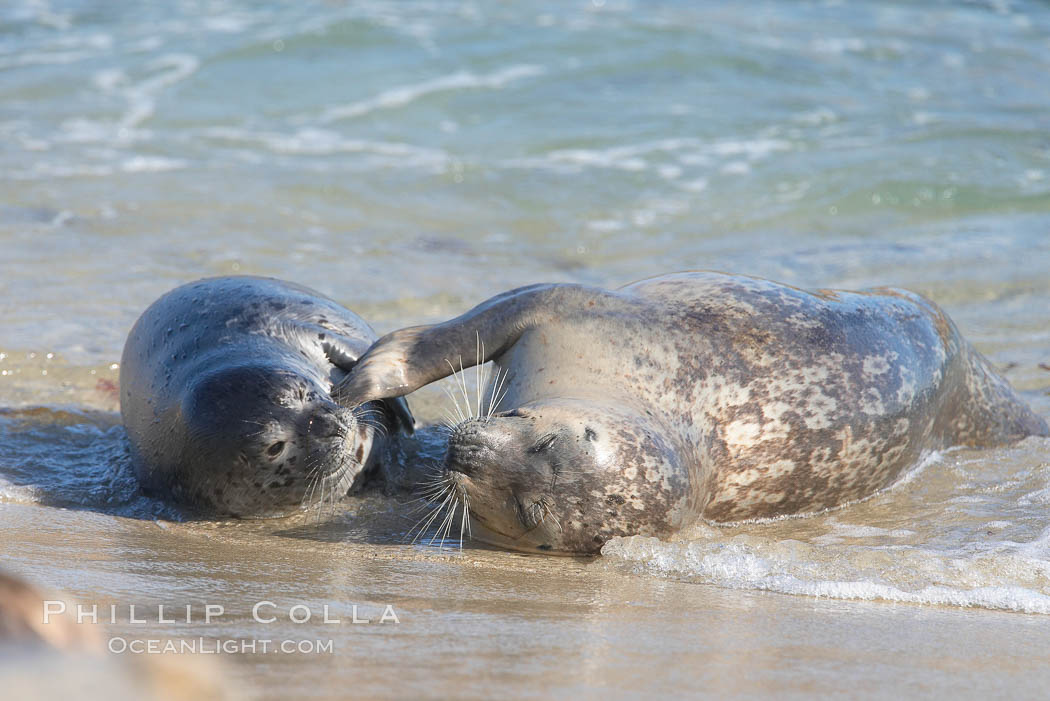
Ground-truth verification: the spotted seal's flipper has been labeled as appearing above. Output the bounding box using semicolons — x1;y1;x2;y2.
332;283;611;406
321;333;416;435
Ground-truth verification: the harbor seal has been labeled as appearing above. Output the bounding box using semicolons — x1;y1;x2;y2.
120;276;413;517
334;272;1048;553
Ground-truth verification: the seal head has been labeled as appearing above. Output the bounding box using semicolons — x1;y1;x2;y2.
442;401;687;553
172;364;376;516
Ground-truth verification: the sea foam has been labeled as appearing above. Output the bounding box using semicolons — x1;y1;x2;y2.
602;532;1050;615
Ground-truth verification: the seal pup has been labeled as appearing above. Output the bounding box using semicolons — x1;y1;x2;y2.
120;276;413;517
334;272;1048;553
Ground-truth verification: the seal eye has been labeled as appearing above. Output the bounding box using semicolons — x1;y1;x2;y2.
267;441;285;457
530;433;558;453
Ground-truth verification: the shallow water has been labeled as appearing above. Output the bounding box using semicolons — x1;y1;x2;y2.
2;0;1050;698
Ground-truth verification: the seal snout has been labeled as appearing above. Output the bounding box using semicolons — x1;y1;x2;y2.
446;418;503;476
305;402;353;440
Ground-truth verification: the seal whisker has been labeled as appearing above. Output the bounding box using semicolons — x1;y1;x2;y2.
404;478;454;535
402;497;442;517
415;484;452;503
357;416;388;438
541;498;562;535
300;467;319;510
240;418;270;437
485;367;501;419
351;406;386;422
429;498;454;549
310;466;331;523
475;331;485;422
430;492;461;550
487;365;510;419
455;354;474;421
398;493;445;520
463;493;472;539
406;485;455;544
303;462;326;520
440;412;460;432
458;491;471;548
442;361;469;423
411;474;462;546
445;496;462;549
417;473;450;489
320;467;342;521
319;474;333;522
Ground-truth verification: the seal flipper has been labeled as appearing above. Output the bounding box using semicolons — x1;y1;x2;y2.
379;396;416;436
332;283;604;406
321;335;415;435
320;336;361;370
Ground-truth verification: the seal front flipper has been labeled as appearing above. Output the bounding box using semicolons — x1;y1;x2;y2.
332;283;600;406
320;332;415;435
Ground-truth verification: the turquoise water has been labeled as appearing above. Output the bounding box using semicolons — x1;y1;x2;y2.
2;0;1049;359
2;1;1050;698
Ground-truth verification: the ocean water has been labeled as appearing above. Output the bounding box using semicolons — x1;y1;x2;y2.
2;0;1050;698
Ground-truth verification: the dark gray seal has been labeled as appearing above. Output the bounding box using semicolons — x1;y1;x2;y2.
120;276;413;517
334;272;1048;553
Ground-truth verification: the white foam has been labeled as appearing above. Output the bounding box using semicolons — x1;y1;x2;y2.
546;149;647;172
793;107;838;126
92;68;126;92
7;155;185;180
0;50;91;69
602;535;1050;614
9;162;115;180
706;138;792;159
587;219;625;232
0;478;38;504
720;161;750;175
120;53;200;130
504;137;791;176
812;518;914;544
203;15;252;33
317;64;545;123
202;127;449;171
1019;487;1050;506
680;177;709;192
884;449;944;489
120;156;186;172
52;53;198;149
1009;525;1050;557
811;37;868;55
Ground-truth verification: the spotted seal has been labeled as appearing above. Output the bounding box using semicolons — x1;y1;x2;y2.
334;271;1048;553
120;276;413;517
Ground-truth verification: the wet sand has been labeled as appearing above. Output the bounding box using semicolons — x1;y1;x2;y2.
4;498;1050;700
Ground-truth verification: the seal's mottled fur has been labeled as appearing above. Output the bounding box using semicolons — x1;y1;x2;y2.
121;276;412;517
336;272;1047;552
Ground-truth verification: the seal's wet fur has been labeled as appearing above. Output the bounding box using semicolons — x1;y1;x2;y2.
121;276;412;517
336;272;1048;552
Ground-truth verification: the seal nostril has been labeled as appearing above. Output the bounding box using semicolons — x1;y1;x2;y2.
443;441;474;473
498;409;530;419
